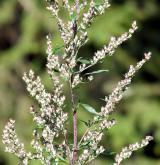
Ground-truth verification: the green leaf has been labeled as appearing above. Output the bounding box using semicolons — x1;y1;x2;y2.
79;103;99;115
94;1;103;11
77;58;91;64
79;141;91;149
102;149;116;157
58;156;68;163
70;12;77;21
85;69;108;75
53;45;64;55
79;119;93;127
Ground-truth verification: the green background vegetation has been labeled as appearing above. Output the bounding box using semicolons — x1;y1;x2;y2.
0;0;160;164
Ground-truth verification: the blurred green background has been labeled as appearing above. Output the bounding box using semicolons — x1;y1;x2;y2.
0;0;160;164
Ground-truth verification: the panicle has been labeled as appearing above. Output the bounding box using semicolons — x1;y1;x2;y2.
80;0;110;31
78;131;104;164
91;21;138;64
23;70;52;107
2;119;30;165
100;52;151;117
113;136;153;165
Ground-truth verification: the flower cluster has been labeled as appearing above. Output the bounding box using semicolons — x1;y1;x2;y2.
2;119;30;165
46;0;72;45
23;70;52;106
91;21;137;64
100;52;151;117
2;0;153;165
78;53;151;163
23;70;67;131
78;131;104;164
77;21;137;76
114;136;153;165
80;0;110;30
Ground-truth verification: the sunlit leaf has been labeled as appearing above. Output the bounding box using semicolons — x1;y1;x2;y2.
78;58;91;64
85;69;108;75
79;103;99;115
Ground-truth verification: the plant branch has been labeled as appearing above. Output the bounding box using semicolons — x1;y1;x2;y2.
63;129;72;164
69;75;78;164
78;128;90;147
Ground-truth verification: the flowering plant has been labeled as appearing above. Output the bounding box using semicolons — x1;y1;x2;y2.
2;0;153;165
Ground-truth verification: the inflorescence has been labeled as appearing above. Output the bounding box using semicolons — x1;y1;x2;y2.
2;0;153;165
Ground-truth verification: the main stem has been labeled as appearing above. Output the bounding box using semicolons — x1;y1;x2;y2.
72;2;79;163
73;107;78;164
69;76;78;164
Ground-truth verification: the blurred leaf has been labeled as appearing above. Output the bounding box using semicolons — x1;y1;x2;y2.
79;103;99;115
77;58;91;64
79;119;94;127
53;45;64;55
70;12;77;21
85;69;108;75
102;149;116;157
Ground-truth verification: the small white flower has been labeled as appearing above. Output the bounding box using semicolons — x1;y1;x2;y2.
114;136;153;165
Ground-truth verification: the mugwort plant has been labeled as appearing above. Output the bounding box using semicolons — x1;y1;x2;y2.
2;0;153;165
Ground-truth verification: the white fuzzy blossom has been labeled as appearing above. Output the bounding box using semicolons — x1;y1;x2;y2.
91;21;138;64
88;75;94;81
80;0;88;10
78;131;104;164
80;0;110;30
2;119;30;165
78;21;137;73
100;52;151;117
46;0;72;45
62;0;70;11
98;119;116;130
78;145;104;165
78;53;151;164
23;70;52;107
114;136;153;165
46;35;70;80
30;139;45;163
18;16;70;163
72;74;82;88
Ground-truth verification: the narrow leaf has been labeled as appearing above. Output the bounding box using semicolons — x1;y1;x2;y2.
85;69;108;75
78;58;91;64
102;149;116;157
79;119;93;127
79;103;99;115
